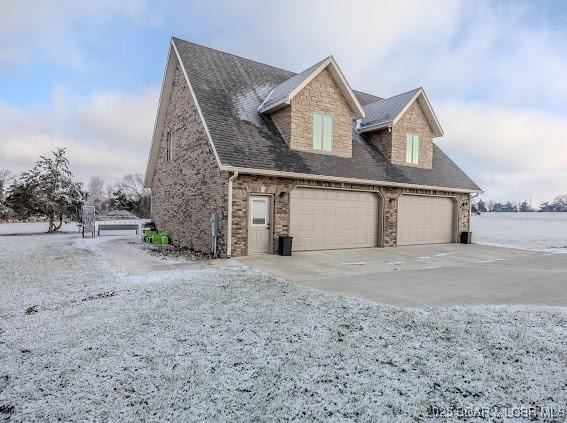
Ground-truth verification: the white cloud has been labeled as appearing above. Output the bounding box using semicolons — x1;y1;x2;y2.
437;102;567;204
192;0;464;84
1;0;566;205
77;90;159;145
0;87;158;184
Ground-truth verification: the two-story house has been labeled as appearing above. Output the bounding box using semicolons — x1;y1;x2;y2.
144;37;481;257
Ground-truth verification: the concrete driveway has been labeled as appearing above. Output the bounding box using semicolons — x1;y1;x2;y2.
235;244;567;307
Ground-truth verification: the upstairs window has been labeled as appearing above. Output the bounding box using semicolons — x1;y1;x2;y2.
406;133;419;165
313;114;333;152
166;130;174;161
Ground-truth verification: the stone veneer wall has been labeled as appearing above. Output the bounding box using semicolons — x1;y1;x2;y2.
231;174;470;256
150;64;229;256
270;67;355;158
391;100;434;169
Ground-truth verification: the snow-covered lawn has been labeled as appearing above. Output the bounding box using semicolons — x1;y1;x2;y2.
0;219;151;236
1;235;566;421
472;212;567;253
0;222;79;235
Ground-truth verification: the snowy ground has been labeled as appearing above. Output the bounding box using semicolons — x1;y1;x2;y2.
0;220;150;236
0;222;80;235
472;212;567;252
1;234;567;421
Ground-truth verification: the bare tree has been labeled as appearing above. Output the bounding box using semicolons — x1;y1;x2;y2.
104;183;114;201
87;176;106;208
110;173;151;218
0;169;13;183
116;174;148;199
540;194;567;212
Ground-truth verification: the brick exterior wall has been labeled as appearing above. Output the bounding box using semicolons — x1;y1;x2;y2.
391;100;434;169
150;64;229;255
232;175;294;256
150;65;468;258
270;67;355;158
231;174;470;256
270;106;291;145
367;129;393;160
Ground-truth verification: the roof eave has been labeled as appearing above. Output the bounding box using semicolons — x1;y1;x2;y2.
258;97;291;114
220;165;483;194
324;56;365;119
258;56;365;119
391;88;444;137
357;121;392;134
144;42;176;188
145;38;223;188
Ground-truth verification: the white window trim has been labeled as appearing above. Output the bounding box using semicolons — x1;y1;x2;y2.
406;133;419;165
313;113;333;152
166;130;174;161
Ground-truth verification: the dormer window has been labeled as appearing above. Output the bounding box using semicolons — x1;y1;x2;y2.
406;133;419;164
313;113;333;152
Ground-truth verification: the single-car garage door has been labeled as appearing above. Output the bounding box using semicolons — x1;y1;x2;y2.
290;188;379;251
397;195;455;246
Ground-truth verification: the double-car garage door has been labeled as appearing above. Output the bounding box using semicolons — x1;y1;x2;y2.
290;188;455;251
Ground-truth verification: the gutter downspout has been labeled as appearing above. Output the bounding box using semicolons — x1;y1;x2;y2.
469;192;480;231
227;171;239;258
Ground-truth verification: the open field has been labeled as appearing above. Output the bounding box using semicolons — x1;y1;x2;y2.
472;212;567;252
1;234;566;421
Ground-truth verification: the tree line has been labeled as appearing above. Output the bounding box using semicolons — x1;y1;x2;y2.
474;195;567;213
85;173;150;218
0;148;150;232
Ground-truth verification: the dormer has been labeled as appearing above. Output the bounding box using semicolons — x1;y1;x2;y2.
358;88;443;169
258;56;364;158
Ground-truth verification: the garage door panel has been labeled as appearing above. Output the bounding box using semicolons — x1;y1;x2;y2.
397;195;454;246
291;188;379;251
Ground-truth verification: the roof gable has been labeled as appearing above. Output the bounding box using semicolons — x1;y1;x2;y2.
144;39;222;187
144;38;480;193
258;56;365;119
358;88;444;137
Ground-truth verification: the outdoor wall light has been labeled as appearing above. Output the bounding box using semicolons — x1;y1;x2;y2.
279;191;289;203
389;197;397;208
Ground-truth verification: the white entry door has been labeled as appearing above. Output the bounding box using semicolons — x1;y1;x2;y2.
248;195;272;254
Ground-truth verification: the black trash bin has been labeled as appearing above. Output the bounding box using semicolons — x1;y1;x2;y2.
460;231;472;244
278;236;293;256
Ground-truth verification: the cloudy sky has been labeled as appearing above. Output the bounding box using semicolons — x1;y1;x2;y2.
1;0;566;205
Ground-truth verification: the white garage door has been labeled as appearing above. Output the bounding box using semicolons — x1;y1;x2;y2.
397;195;455;246
290;188;379;251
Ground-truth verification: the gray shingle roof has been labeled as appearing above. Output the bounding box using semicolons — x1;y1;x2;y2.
359;88;420;128
259;57;328;110
172;38;480;192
